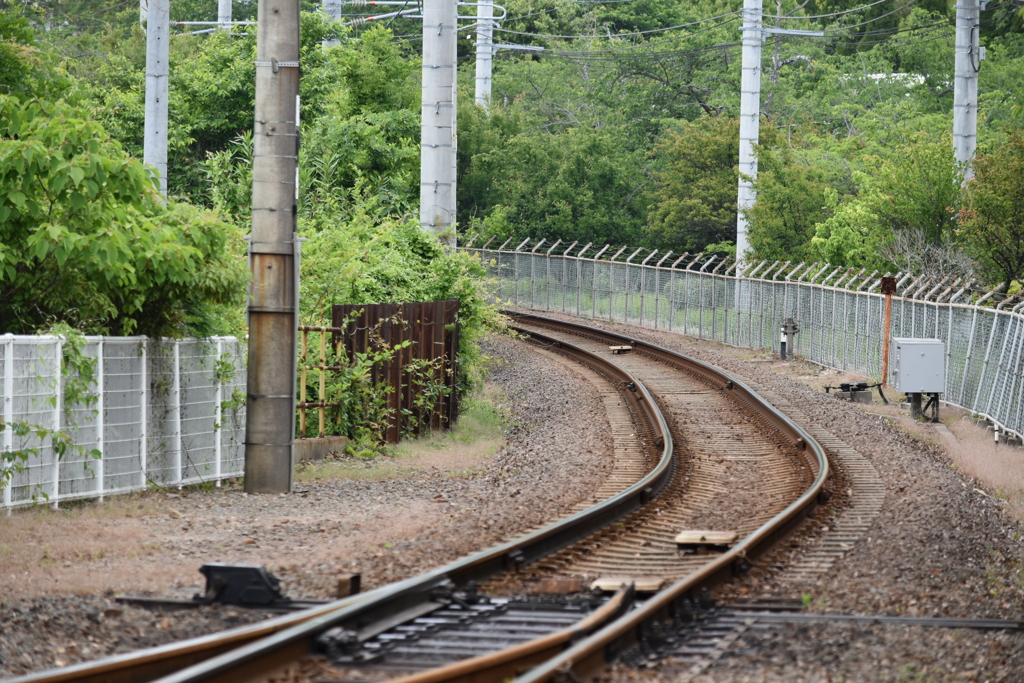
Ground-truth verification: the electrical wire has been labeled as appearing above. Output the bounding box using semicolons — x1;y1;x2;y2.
542;17;742;55
771;0;895;21
822;0;919;34
492;9;741;39
542;40;741;63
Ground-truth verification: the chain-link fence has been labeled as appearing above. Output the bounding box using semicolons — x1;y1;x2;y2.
469;246;1024;441
2;336;246;510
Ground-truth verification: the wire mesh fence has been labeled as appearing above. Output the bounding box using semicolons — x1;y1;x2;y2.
468;245;1024;441
2;335;245;510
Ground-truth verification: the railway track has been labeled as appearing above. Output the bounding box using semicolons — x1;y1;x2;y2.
11;313;830;683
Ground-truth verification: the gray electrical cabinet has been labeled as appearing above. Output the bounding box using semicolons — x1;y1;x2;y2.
890;338;945;393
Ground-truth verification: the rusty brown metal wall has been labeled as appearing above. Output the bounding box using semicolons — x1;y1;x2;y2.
331;300;461;443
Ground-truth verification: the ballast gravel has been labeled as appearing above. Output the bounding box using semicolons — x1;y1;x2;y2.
4;314;1024;681
0;335;614;678
526;311;1024;682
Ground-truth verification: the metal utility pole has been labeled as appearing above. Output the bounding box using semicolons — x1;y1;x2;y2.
475;0;494;110
245;0;301;494
953;0;981;178
143;0;169;199
420;0;458;247
322;1;342;47
218;0;233;31
734;0;762;273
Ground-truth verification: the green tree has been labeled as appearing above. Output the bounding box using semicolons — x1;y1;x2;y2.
864;134;962;243
960;129;1024;291
809;189;887;268
0;94;247;336
645;115;738;254
746;142;832;262
463;124;648;246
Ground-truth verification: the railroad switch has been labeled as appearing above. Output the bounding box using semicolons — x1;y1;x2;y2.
610;345;633;354
196;563;285;606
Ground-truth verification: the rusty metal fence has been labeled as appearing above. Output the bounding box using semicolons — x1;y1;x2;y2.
296;300;461;443
466;240;1024;441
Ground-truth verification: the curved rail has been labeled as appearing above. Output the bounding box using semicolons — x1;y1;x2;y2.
11;328;672;683
13;314;829;683
505;312;830;683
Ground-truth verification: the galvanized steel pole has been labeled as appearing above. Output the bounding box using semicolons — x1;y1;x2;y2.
953;0;981;178
421;0;458;247
735;0;762;270
322;1;341;47
245;0;301;493
475;0;494;110
218;0;233;31
143;0;169;199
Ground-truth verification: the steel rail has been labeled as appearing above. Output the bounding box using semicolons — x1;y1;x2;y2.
12;328;673;683
15;315;828;683
146;328;674;683
4;592;373;683
504;312;830;683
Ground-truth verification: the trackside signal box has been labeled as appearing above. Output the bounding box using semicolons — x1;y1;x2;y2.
889;338;945;394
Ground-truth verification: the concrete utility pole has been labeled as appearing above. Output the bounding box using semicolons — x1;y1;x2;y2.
953;0;981;179
143;0;169;199
420;0;458;247
475;0;494;110
245;0;301;494
322;1;342;47
218;0;233;31
734;0;762;273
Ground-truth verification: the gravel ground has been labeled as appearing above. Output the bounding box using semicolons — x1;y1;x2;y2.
5;316;1024;681
0;335;614;678
612;622;1024;683
523;311;1024;681
0;596;272;677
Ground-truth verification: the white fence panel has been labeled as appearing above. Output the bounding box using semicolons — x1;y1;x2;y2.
1;335;246;510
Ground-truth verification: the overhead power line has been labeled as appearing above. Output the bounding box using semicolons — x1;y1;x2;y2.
493;10;742;39
771;0;894;21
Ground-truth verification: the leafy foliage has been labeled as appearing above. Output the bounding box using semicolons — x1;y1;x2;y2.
0;94;247;336
644;116;739;254
960;129;1024;290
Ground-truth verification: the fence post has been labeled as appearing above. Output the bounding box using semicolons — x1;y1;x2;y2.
3;335;13;512
214;337;223;486
96;340;105;502
530;239;544;309
514;238;529;306
639;250;657;328
959;286;1001;404
592;245;610;320
1012;310;1024;434
624;248;642;323
51;337;62;509
140;340;148;488
667;256;682;332
574;243;589;317
546;240;560;312
173;340;182;488
974;305;1006;410
699;257;717;340
993;312;1024;424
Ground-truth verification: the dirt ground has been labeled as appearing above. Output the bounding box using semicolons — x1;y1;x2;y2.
3;324;1024;682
